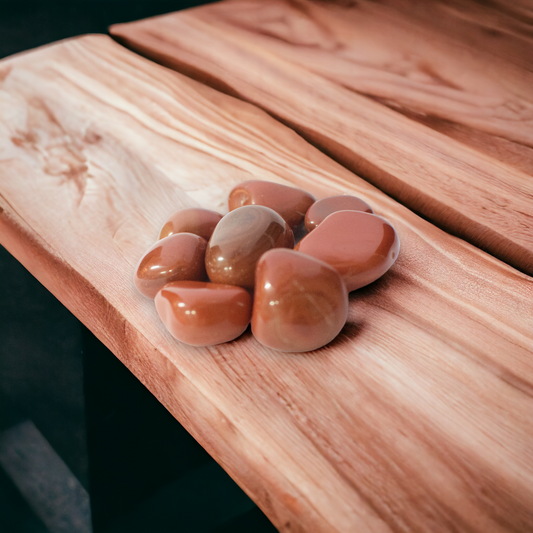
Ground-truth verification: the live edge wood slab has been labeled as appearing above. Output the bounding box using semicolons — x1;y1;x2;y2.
111;0;533;276
0;35;532;533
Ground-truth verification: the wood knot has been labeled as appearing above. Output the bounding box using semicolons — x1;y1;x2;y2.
83;131;102;144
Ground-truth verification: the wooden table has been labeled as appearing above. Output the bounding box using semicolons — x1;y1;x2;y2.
1;1;532;531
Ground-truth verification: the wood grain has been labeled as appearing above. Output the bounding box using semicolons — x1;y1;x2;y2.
1;35;532;533
111;0;533;275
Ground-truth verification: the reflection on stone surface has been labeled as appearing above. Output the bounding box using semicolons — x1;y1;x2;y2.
205;205;293;289
252;249;348;352
297;211;400;292
159;208;223;242
155;281;252;346
134;233;208;299
305;195;373;232
228;180;315;229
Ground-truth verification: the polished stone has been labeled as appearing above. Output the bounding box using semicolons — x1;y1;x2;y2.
252;249;348;352
228;180;315;229
205;205;293;289
155;281;252;346
159;208;223;241
304;195;373;232
297;211;399;292
134;233;207;299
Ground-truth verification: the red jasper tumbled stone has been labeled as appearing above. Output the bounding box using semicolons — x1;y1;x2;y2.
159;207;223;241
228;180;315;229
252;249;348;352
205;205;294;289
134;233;207;299
296;211;400;292
304;195;373;232
155;281;252;346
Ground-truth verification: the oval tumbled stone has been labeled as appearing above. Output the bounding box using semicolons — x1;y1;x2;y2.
159;207;223;241
304;195;373;232
297;211;400;292
134;233;207;299
155;281;252;346
252;249;348;352
205;205;294;289
228;180;315;229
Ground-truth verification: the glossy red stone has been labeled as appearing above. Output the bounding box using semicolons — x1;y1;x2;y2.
155;281;252;346
159;207;223;241
134;233;207;299
304;195;373;232
252;249;348;352
205;205;294;289
297;211;400;292
228;180;315;228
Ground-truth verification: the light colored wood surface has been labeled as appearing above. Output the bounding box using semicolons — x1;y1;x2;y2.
1;35;532;533
111;0;533;276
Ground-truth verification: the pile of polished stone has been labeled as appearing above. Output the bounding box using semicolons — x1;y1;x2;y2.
134;180;399;352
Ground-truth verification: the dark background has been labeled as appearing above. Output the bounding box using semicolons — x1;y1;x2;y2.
0;1;215;60
0;2;277;532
